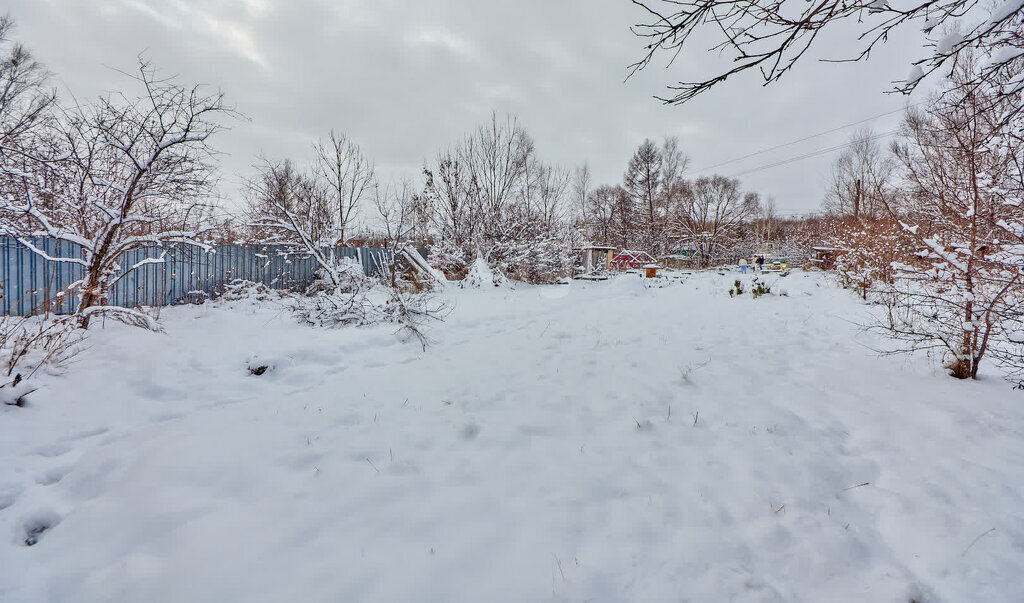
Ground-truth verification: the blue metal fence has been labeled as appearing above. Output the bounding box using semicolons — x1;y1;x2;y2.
0;237;409;316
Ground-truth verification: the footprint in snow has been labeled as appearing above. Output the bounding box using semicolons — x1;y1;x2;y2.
21;511;60;546
36;465;73;486
31;443;72;458
460;423;480;440
0;484;23;511
63;426;109;442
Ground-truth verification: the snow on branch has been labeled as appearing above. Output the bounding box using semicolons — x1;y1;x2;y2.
79;305;163;332
630;0;1024;124
0;56;237;329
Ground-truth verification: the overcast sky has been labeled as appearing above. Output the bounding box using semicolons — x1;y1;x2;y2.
7;0;931;218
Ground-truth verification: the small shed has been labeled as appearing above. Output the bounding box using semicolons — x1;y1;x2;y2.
579;245;615;274
643;264;659;278
612;250;657;270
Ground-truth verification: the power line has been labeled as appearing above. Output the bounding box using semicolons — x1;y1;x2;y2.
725;129;897;179
690;104;919;175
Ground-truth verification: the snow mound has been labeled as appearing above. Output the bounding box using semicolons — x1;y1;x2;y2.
245;354;289;376
606;273;649;296
460;257;507;289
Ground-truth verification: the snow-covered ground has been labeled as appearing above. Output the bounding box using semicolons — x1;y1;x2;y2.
2;271;1023;602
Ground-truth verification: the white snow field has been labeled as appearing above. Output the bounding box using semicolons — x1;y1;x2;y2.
2;271;1023;602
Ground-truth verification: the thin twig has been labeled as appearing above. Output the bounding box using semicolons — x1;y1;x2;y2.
961;528;996;557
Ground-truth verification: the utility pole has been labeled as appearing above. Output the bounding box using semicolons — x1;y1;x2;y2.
853;178;861;219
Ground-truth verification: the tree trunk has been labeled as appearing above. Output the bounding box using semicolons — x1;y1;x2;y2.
77;267;105;329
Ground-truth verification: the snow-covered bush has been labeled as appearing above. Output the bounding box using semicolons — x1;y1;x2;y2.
519;237;574;284
427;239;472;281
1;315;83;405
828;218;918;300
426;234;572;286
487;236;573;284
751;279;771;298
460;256;507;288
1;316;82;377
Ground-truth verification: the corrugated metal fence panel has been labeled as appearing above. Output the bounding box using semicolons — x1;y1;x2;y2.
1;237;85;317
1;237;420;316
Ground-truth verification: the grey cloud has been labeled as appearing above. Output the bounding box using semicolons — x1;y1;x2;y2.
7;0;925;215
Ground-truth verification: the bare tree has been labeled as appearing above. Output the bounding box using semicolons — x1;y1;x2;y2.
247;131;374;249
373;179;448;347
671;175;758;266
585;184;620;245
0;59;233;329
611;184;639;249
245;158;349;288
0;15;55;151
422;150;478;250
404;190;433;246
422;111;567;279
660;137;690;210
420;112;578;283
629;0;1024;123
246;158;333;247
823;127;898;219
572;162;592;224
421;150;479;276
883;52;1024;379
463;112;533;240
373;180;417;286
312;131;374;245
752;195;780;252
534;163;569;233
